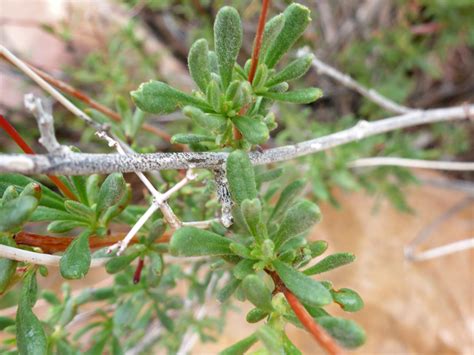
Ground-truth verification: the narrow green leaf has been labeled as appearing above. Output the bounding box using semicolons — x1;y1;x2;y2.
214;6;242;88
206;79;223;112
231;115;269;145
0;195;38;232
308;240;328;258
47;220;88;233
16;271;47;355
241;199;267;242
96;173;126;217
219;333;258;355
131;80;209;114
60;231;91;279
64;200;94;221
246;308;268;323
260;14;285;61
1;185;18;205
171;133;215;144
242;274;274;312
229;242;252;259
282;333;302;355
105;251;140;274
170;226;232;257
303;253;355;276
70;175;88;205
273;200;321;248
256;324;283;354
226;150;257;205
261;87;322;104
317;316;366;349
19;182;42;200
217;276;241;302
233;259;257;280
273;260;331;307
188;38;211;92
183;106;225;130
255;168;283;185
31;206;87;223
266;53;314;86
0;316;14;330
331;288;364;312
269;179;305;221
264;3;311;68
0;236;17;293
86;174;101;206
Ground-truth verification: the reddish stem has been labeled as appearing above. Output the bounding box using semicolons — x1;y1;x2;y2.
248;0;271;83
233;0;271;141
269;271;343;355
0;115;78;201
0;53;179;145
133;257;145;284
15;231;171;254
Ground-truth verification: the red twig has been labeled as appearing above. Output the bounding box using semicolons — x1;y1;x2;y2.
0;53;177;144
248;0;271;83
133;257;145;284
0;115;78;201
269;271;343;355
15;231;171;254
233;0;271;141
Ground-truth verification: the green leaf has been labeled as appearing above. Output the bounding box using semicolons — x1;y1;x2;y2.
273;200;321;249
86;174;101;206
47;220;88;233
219;333;258;355
273;260;331;307
282;333;302;355
256;324;283;354
131;80;208;114
1;185;18;205
19;182;42;200
231;116;269;145
31;206;87;223
171;133;215;144
64;200;94;221
96;173;127;217
214;6;242;88
206;79;223;112
260;14;285;61
303;253;355;276
170;226;232;257
246;308;268;323
16;302;47;355
183;106;226;130
317;316;366;349
308;240;328;258
0;236;17;293
242;274;273;312
60;230;91;279
266;53;314;86
105;251;140;274
226;150;257;205
188;38;211;92
331;288;364;312
0;174;64;210
255;168;283;185
269;179;305;221
217;276;241;302
229;242;252;259
241;199;267;243
264;3;311;68
16;271;47;355
0;316;15;330
261;87;322;104
0;195;38;232
233;259;257;280
70;175;88;205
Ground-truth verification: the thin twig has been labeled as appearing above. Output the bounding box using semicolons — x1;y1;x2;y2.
298;48;414;114
24;93;72;154
349;157;474;171
2;104;471;175
248;0;271;83
0;50;175;142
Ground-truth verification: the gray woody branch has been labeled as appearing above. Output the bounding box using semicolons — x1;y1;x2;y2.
1;105;472;175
